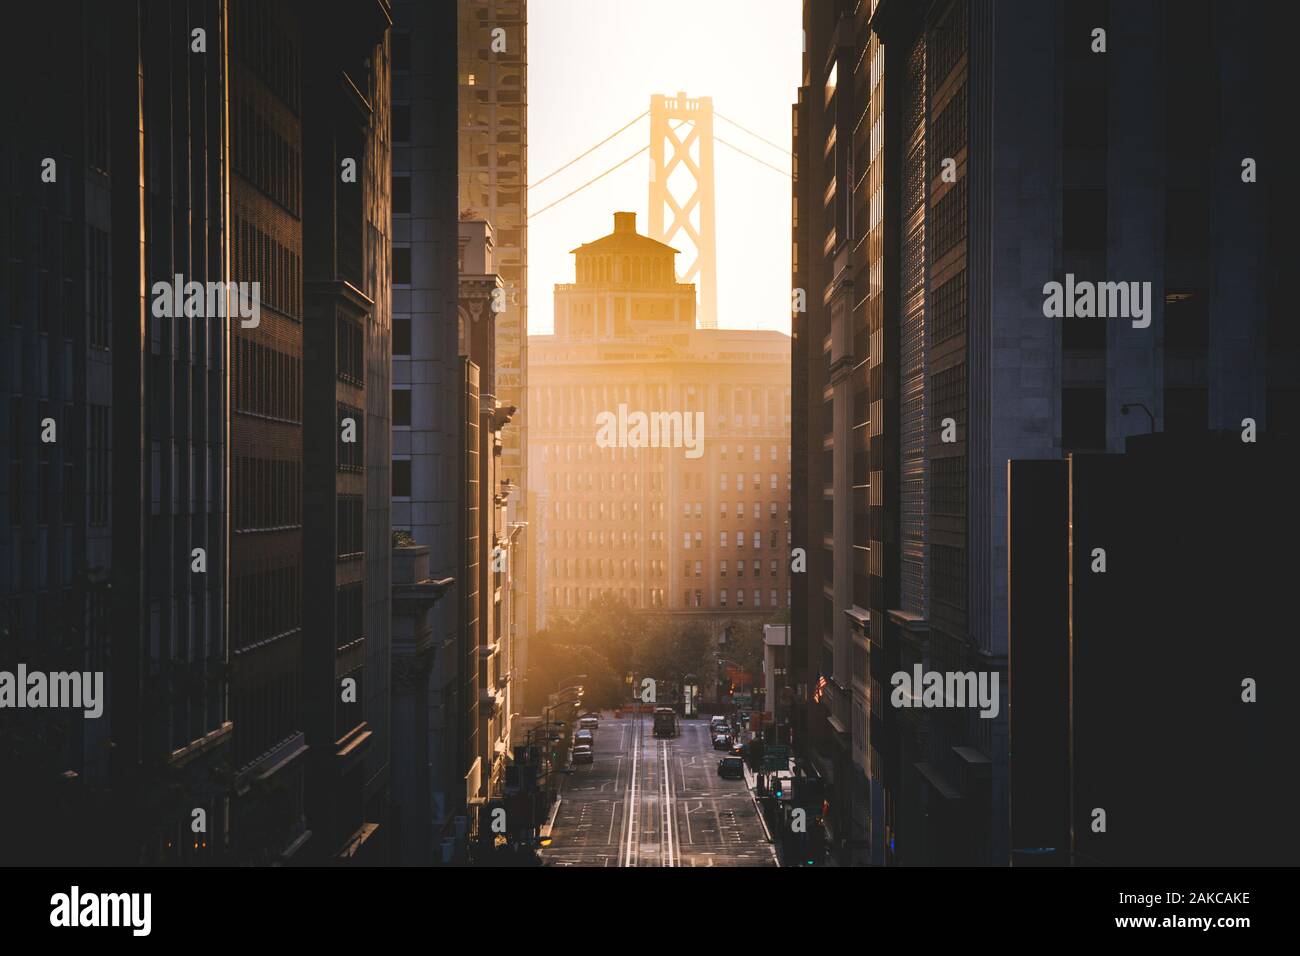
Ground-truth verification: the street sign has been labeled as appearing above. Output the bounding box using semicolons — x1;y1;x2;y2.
761;744;790;772
733;693;752;707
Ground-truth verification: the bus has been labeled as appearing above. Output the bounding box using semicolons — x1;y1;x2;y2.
652;706;678;738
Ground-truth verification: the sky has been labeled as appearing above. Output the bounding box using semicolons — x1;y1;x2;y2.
527;0;802;336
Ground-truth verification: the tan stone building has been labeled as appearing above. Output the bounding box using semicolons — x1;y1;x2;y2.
529;213;792;632
458;0;530;658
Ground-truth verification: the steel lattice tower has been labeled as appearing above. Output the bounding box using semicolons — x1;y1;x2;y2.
648;92;717;329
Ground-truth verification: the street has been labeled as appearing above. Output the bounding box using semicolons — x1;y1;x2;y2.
540;714;778;867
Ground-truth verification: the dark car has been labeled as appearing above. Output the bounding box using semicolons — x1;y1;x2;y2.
717;756;744;779
571;744;593;765
712;732;732;751
574;729;594;749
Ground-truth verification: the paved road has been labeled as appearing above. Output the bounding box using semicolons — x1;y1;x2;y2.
541;713;778;867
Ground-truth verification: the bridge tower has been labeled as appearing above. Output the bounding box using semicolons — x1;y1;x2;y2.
648;92;718;329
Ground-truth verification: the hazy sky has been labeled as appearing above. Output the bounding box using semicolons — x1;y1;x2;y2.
527;0;802;336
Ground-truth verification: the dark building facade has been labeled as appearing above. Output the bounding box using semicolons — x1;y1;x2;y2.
2;0;395;866
1008;434;1299;866
388;0;462;866
299;0;394;863
2;0;233;864
792;0;1296;866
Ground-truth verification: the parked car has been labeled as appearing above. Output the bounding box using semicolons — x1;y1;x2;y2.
571;745;594;765
710;715;730;733
579;716;599;730
574;729;594;749
717;755;744;779
712;732;733;751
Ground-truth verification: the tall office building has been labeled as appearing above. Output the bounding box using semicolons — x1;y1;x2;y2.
2;0;232;864
228;0;393;864
388;0;462;866
299;0;394;863
792;0;1295;866
228;0;309;861
530;213;792;634
458;0;530;680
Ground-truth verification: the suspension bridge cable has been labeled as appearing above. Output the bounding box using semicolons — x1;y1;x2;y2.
716;136;791;177
527;121;690;221
527;144;650;220
527;111;649;191
715;111;790;156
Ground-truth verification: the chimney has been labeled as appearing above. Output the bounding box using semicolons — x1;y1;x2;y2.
613;211;636;235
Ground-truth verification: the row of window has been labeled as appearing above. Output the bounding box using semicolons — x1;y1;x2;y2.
546;586;792;611
236;337;301;422
233;97;302;216
232;0;303;114
338;404;364;471
337;495;364;557
235;216;302;320
720;473;788;492
337;317;365;385
540;443;792;465
234;456;302;531
231;560;301;654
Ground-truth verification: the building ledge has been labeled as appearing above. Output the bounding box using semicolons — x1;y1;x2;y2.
914;760;964;801
167;720;233;770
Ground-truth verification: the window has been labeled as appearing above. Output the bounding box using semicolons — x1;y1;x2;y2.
720;502;728;519
720;589;728;607
392;459;412;497
683;532;691;550
393;318;411;355
719;531;728;548
737;560;745;578
736;531;745;549
720;560;728;577
393;246;411;284
337;495;364;557
694;561;702;578
753;531;761;549
392;388;411;426
338;404;364;471
392;176;411;215
337;317;364;385
720;473;728;491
